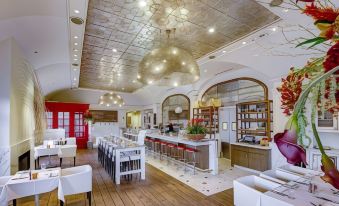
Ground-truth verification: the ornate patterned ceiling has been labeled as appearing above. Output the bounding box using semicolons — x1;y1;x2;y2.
79;0;279;92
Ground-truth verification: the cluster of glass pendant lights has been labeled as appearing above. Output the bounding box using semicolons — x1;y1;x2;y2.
99;92;125;107
99;29;200;107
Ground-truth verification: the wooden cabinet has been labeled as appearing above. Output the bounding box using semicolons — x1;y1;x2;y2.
231;144;271;171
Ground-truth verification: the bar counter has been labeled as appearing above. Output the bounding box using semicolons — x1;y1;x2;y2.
146;133;218;174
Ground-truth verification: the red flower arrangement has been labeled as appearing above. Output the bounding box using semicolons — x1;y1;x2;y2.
277;68;306;115
84;110;93;124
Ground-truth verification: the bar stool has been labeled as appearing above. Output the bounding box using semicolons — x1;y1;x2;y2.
154;139;161;158
184;147;198;175
176;145;185;169
160;142;169;161
167;143;178;164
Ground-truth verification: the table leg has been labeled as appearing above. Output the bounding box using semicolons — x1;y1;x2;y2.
141;147;145;180
115;150;121;184
35;194;39;206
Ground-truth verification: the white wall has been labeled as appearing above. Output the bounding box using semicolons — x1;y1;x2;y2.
91;122;120;138
0;38;37;175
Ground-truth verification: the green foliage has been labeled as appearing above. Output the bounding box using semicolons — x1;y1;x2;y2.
186;124;207;134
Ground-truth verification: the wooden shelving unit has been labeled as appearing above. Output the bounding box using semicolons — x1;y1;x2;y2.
193;106;219;139
236;100;273;142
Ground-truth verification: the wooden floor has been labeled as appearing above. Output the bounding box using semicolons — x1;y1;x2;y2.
18;149;234;206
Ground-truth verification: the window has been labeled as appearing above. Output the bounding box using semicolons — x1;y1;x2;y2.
58;112;70;137
46;112;53;129
74;112;85;138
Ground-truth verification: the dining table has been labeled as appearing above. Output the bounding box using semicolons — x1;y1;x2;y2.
262;175;339;206
0;168;63;206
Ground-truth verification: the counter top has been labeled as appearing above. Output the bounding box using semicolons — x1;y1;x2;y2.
147;133;216;146
231;142;271;150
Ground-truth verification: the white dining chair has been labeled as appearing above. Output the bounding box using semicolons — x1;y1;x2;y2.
59;165;92;206
137;130;147;145
65;137;76;145
58;145;77;167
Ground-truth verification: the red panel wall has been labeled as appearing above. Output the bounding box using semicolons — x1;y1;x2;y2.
45;102;90;149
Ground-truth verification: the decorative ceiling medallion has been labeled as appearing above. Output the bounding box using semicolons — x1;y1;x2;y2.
138;44;200;87
70;17;84;25
99;92;125;107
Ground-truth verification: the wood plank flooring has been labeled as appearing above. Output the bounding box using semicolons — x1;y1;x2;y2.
18;149;234;206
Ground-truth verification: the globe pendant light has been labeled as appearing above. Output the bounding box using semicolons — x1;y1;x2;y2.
175;106;183;114
99;92;125;107
138;29;200;87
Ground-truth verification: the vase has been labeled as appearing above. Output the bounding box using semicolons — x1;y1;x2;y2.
185;134;206;141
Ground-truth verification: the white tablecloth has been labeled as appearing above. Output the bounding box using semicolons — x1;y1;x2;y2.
0;168;65;206
34;145;77;159
263;177;339;206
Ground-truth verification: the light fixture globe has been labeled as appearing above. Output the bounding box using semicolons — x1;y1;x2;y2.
175;106;183;114
138;45;200;87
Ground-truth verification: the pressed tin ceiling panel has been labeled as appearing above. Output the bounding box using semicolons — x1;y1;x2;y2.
80;0;279;92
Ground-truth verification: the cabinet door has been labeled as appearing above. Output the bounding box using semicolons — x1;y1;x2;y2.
232;149;248;168
248;153;268;171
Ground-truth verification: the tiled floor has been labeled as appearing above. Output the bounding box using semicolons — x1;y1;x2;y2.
146;154;252;196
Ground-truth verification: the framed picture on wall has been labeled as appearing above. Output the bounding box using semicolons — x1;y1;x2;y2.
222;122;228;130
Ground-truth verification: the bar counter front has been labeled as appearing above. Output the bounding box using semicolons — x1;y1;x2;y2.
146;133;218;175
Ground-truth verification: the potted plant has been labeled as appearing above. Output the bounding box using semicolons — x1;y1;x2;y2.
84;110;93;125
185;118;207;141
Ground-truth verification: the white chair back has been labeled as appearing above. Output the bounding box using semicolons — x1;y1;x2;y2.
66;138;76;145
58;145;77;158
59;165;92;196
137;130;147;145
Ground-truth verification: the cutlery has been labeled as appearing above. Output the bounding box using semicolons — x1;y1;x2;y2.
271;190;296;199
314;196;339;204
310;202;322;206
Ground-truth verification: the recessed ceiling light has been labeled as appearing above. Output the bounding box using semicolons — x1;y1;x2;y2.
137;75;141;79
74;43;78;46
242;41;247;45
182;62;186;65
106;104;110;107
173;82;178;87
208;27;215;33
138;0;147;7
283;9;289;12
148;80;153;85
172;49;177;55
163;59;167;63
74;49;78;52
74;36;78;39
122;88;125;90
112;48;117;52
272;27;277;32
74;58;78;61
117;73;121;76
73;68;77;71
73;77;77;81
74;54;78;57
74;9;80;14
222;50;226;53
